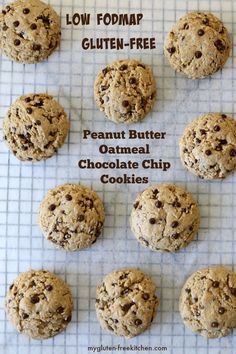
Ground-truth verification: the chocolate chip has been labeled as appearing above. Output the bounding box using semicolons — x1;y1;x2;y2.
56;306;64;314
214;125;221;132
183;23;189;30
25;97;31;103
13;21;20;27
32;44;41;51
119;64;128;71
140;98;147;109
65;194;72;201
35;120;41;125
134;201;139;209
122;100;129;108
26;107;32;114
220;139;227;145
22;312;29;319
48;204;56;211
30;23;37;30
129;77;137;85
155;200;162;208
23;8;30;14
29;280;36;287
121;303;133;313
137;64;146;69
134;319;142;326
195;51;202;59
230;149;236;157
113;319;118;323
211;321;219;328
205;150;212;156
196;138;201;143
14;39;21;46
218;307;226;315
172;201;181;208
34;99;44;107
2;10;6;15
2;25;8;31
9;284;14;290
102;67;108;75
215;145;223;151
198;29;205;36
172;233;180;239
5;5;10;12
121;288;130;295
152;189;159;197
200;129;206;135
202;17;209;25
140;237;149;246
149;218;156;225
171;221;179;228
142;293;150;300
45;284;53;291
100;85;108;92
230;288;236;296
212;281;220;288
30;294;40;304
185;288;191;293
167;47;176;54
66;315;72;322
78;215;84;222
214;39;225;52
222;114;227;118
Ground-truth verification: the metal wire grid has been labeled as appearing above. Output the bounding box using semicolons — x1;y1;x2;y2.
0;0;235;353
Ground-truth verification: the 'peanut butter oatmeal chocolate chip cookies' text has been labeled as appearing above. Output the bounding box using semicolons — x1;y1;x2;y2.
164;12;231;79
0;0;61;63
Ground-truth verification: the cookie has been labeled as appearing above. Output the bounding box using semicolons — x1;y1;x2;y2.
164;12;231;79
5;269;73;340
179;266;236;338
94;59;156;124
0;0;61;64
130;184;200;252
38;183;105;251
95;268;158;338
3;93;69;161
180;113;236;179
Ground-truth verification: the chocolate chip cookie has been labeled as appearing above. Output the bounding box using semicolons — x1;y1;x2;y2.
180;113;236;179
164;12;231;79
94;59;156;124
5;269;73;340
0;0;61;63
95;268;159;338
38;183;105;251
179;266;236;338
130;184;200;252
3;93;69;161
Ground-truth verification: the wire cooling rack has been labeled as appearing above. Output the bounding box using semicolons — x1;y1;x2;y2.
0;0;236;353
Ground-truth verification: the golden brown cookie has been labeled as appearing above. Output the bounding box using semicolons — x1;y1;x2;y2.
0;0;61;63
94;59;156;124
164;12;231;79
